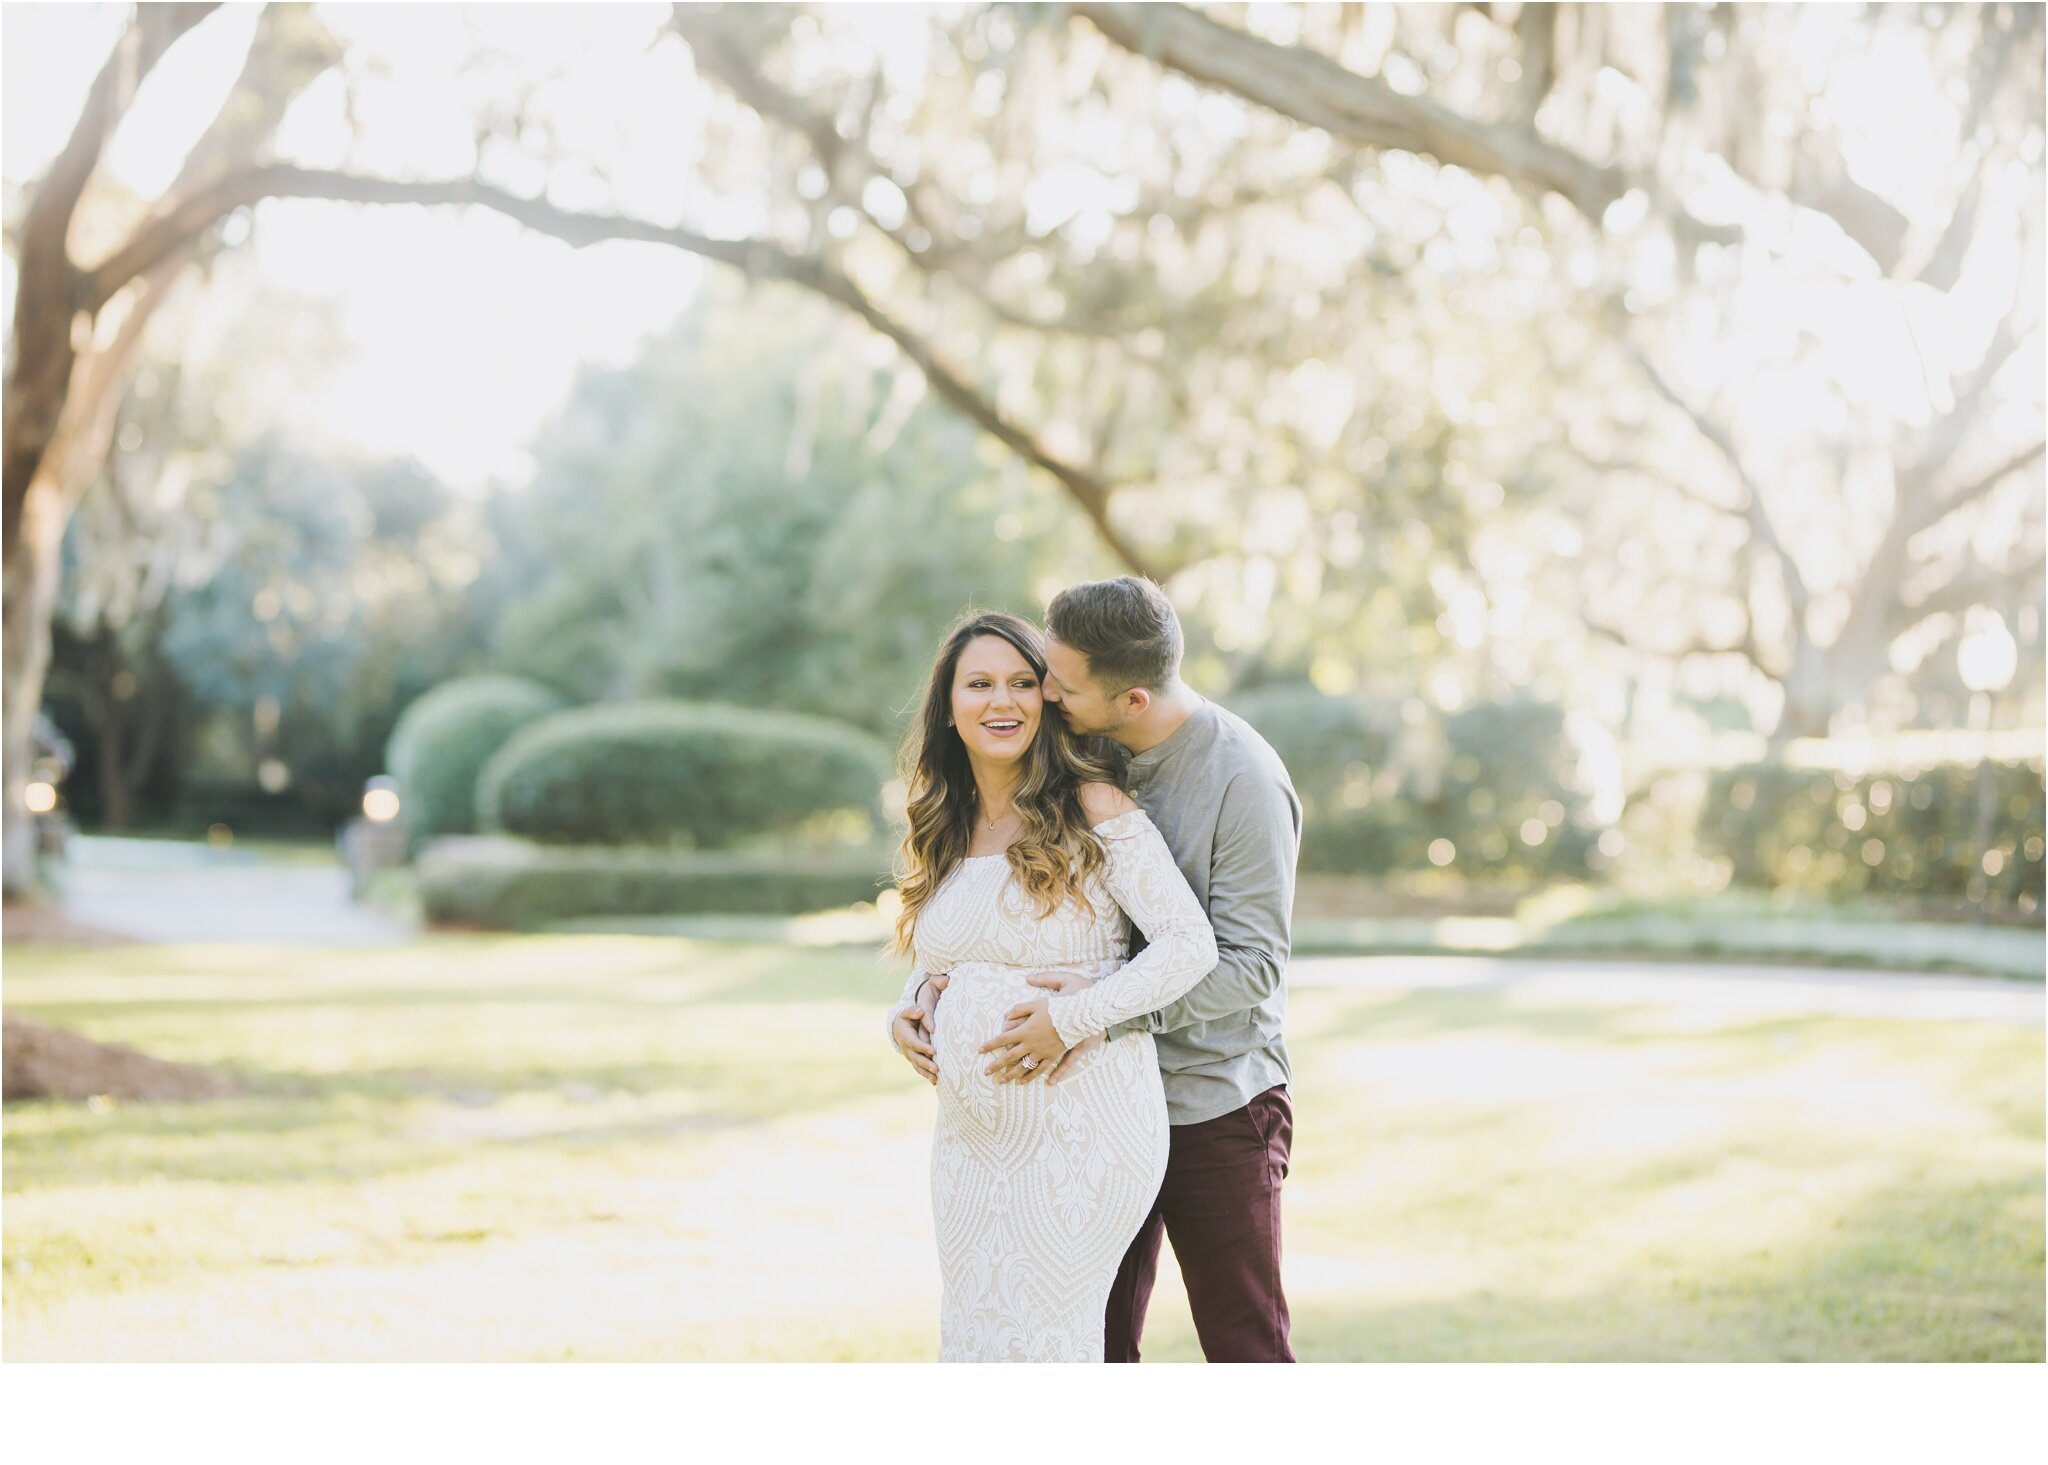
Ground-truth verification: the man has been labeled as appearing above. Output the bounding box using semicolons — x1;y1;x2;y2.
901;575;1302;1363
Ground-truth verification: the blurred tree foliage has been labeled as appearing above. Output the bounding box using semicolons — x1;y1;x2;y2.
36;248;503;834
471;280;1116;737
660;2;2046;736
152;438;490;826
1230;683;1597;879
48;273;380;831
15;1;2044;886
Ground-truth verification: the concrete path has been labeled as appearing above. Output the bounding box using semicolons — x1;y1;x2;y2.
1290;953;2045;1025
51;836;410;947
39;837;2044;1024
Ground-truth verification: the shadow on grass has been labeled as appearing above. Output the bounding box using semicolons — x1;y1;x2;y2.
6;951;908;1018
1298;985;1865;1054
3;935;927;1200
2;1057;907;1192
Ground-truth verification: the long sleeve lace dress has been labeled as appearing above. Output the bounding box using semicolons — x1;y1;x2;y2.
883;808;1218;1362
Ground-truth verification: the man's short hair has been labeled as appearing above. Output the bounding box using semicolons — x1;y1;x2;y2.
1045;576;1184;694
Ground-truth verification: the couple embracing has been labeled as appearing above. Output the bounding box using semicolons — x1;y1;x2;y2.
885;576;1302;1363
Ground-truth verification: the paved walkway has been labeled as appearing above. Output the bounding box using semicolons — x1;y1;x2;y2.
36;837;2045;1023
1290;954;2044;1025
51;836;410;947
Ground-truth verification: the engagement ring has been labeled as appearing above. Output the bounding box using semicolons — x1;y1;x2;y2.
1021;1056;1039;1070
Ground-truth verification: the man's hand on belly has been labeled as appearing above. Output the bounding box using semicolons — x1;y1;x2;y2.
891;972;950;1085
1025;972;1103;1085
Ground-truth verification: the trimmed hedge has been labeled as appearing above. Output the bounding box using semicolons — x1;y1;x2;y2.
1421;700;1599;881
476;700;892;848
1228;686;1597;879
417;837;894;928
1696;756;2045;912
386;675;566;843
1229;685;1397;793
1228;685;1401;873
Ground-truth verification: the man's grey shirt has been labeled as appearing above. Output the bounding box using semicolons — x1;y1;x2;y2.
1103;697;1302;1125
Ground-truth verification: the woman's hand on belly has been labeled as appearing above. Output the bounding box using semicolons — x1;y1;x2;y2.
981;966;1101;1084
979;997;1062;1084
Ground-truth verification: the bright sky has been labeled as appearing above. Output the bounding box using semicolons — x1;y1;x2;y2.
3;2;717;492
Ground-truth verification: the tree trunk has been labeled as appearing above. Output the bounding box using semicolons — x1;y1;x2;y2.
2;4;218;550
1;261;182;894
119;658;169;828
1772;631;1899;746
2;485;72;893
2;5;344;894
96;663;133;832
1774;629;1840;746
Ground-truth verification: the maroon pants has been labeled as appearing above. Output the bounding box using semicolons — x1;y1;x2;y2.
1104;1083;1294;1363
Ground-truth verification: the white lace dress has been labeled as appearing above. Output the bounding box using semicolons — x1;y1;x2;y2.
884;808;1218;1362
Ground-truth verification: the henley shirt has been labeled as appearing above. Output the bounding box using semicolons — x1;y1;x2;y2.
1100;696;1302;1125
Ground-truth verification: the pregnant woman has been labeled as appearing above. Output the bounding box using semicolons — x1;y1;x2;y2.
883;611;1217;1362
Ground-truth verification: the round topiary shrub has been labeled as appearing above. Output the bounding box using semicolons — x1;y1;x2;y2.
386;675;568;843
477;700;892;849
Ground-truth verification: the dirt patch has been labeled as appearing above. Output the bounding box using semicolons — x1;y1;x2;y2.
3;1011;236;1103
2;901;143;946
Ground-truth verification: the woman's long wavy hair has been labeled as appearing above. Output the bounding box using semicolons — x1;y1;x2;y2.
889;611;1125;960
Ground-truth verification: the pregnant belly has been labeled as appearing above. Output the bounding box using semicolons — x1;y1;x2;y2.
930;960;1113;1125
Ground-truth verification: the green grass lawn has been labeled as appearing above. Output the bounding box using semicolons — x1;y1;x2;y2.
3;935;2041;1361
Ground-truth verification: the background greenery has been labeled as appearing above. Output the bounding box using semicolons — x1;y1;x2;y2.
14;5;2043;923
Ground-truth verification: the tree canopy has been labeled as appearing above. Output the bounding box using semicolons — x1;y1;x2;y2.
5;3;2042;890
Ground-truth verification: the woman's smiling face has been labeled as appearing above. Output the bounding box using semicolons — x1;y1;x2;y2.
950;633;1044;763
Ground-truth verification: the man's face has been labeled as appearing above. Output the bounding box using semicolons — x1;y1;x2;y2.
1041;632;1128;738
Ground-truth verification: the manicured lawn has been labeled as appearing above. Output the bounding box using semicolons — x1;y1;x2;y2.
3;935;2040;1360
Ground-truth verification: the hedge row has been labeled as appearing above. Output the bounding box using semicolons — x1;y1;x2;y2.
1696;757;2045;910
393;680;2043;918
418;837;893;929
1229;687;1597;880
1228;685;2043;911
